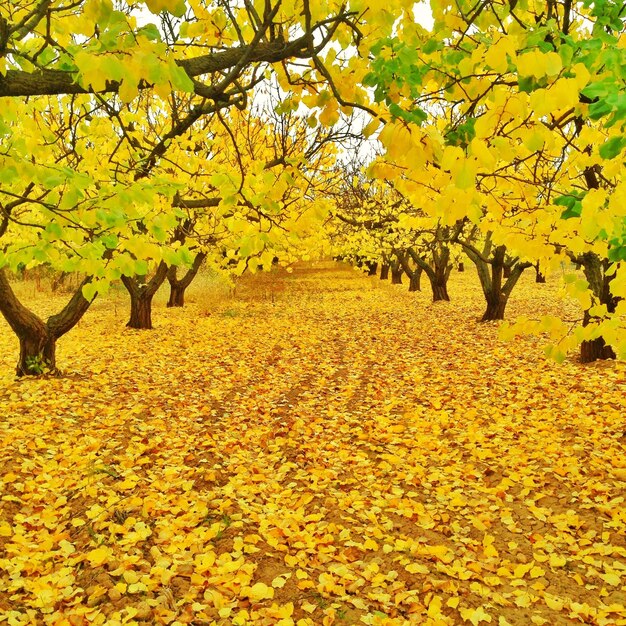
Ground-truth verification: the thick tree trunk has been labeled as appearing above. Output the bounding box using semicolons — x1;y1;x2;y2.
0;268;93;375
503;264;512;279
430;275;450;302
366;261;378;276
406;247;452;303
380;264;390;280
391;263;403;284
167;284;186;308
580;336;616;363
408;268;422;292
167;252;206;308
127;291;155;329
18;330;56;376
481;294;508;322
122;261;168;329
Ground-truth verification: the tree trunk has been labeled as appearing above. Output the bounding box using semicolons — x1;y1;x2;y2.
408;268;422;292
535;264;546;283
406;247;452;303
18;330;57;376
127;290;155;329
580;335;616;363
458;262;464;272
366;261;378;276
380;264;390;280
167;252;206;308
430;274;450;301
51;271;69;292
462;243;529;322
579;253;618;362
167;283;186;307
122;261;168;329
391;263;403;284
481;294;508;321
0;268;93;375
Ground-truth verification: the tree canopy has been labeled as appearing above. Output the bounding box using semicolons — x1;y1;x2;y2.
0;0;625;368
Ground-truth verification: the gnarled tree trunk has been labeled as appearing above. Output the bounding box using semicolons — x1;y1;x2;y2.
0;268;93;375
395;251;423;293
462;240;530;321
406;247;452;302
379;263;390;280
121;261;169;329
366;261;378;276
167;252;206;308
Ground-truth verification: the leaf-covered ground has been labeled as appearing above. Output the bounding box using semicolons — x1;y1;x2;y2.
0;264;625;626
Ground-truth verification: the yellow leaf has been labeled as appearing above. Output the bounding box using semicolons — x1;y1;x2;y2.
0;521;12;537
600;572;621;586
302;601;317;613
428;595;443;618
363;118;382;139
406;563;429;574
549;554;567;568
85;546;110;566
272;575;289;588
460;606;492;625
544;595;564;611
456;159;477;190
246;582;274;601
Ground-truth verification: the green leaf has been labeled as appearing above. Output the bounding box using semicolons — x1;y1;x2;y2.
82;282;99;301
0;166;18;184
169;63;194;92
598;136;626;159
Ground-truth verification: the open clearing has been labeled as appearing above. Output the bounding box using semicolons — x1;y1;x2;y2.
0;263;624;625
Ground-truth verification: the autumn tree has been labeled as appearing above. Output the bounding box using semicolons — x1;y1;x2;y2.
361;0;626;361
0;0;401;372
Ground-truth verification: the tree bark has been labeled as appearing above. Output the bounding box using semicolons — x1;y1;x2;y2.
408;268;422;292
460;240;529;322
535;264;546;283
580;321;616;362
391;262;403;284
0;268;93;375
166;252;206;308
380;264;390;280
458;262;465;272
407;247;452;302
121;261;169;329
579;253;618;362
366;261;378;276
430;276;450;301
395;250;423;293
482;293;508;322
